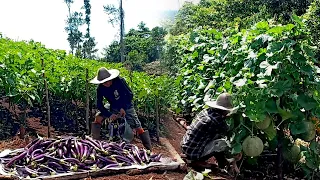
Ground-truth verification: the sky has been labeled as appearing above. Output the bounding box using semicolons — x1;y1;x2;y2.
0;0;200;56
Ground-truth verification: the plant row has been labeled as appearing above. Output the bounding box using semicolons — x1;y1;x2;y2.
0;37;175;133
164;15;320;178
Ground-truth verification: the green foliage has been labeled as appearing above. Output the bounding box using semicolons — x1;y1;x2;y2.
169;0;270;36
168;0;311;36
304;0;320;59
102;22;167;64
166;15;320;177
126;50;146;71
0;37;175;122
264;0;312;23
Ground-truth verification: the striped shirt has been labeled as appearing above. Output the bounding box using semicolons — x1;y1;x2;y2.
181;108;228;160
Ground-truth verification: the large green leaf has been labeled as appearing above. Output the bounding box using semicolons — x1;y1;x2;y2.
270;80;292;97
265;99;278;113
289;121;308;135
231;143;242;154
297;94;317;111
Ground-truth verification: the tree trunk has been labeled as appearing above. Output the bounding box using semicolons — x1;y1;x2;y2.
119;0;125;62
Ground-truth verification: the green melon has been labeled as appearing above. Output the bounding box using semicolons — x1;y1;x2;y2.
283;144;301;163
302;129;316;142
256;115;272;130
242;136;264;157
300;121;316;142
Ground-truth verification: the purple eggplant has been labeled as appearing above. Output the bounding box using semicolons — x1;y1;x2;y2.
126;152;139;165
84;159;95;165
48;161;64;170
71;148;77;159
5;151;27;168
81;145;88;161
142;149;150;163
151;154;162;162
31;149;43;159
41;140;54;148
109;142;123;151
27;138;43;155
102;163;120;169
85;136;101;148
57;148;63;158
119;141;126;148
38;164;57;175
132;147;143;165
47;139;61;149
63;158;81;164
97;155;117;164
25;138;40;149
77;141;84;158
44;155;66;165
89;149;97;161
24;166;39;178
32;154;45;161
110;155;134;165
80;139;101;152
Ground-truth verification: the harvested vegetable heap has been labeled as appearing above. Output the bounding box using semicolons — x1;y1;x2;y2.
0;136;162;178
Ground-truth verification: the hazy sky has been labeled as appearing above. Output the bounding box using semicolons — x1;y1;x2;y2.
0;0;199;56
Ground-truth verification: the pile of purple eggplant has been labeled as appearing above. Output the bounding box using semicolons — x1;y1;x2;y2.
0;136;162;178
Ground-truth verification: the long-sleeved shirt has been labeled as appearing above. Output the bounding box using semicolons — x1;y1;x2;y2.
181;108;229;160
96;77;133;117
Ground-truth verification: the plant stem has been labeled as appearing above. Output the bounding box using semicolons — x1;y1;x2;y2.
276;119;285;130
241;123;253;135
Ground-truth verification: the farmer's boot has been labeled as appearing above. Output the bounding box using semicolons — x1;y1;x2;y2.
91;122;101;140
139;130;152;150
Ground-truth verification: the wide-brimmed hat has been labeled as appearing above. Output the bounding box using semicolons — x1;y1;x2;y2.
205;93;239;115
90;67;120;84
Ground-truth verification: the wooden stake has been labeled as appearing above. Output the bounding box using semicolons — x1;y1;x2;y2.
155;96;160;142
85;69;90;134
42;58;51;138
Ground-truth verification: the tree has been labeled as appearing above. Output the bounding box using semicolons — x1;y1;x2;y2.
64;0;76;54
102;22;167;64
102;41;121;62
82;0;98;59
65;11;85;57
103;0;125;62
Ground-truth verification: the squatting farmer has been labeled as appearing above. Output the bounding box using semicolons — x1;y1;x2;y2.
89;67;152;151
181;93;241;171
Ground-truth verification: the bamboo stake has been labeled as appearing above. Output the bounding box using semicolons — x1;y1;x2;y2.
85;69;90;134
42;58;51;138
155;96;160;142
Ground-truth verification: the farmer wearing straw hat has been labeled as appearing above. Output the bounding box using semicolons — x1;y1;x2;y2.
180;93;241;171
90;67;152;150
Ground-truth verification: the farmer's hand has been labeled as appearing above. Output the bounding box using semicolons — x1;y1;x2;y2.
110;114;118;121
234;152;242;161
120;108;126;117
